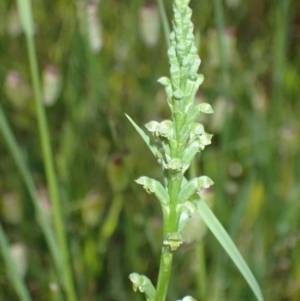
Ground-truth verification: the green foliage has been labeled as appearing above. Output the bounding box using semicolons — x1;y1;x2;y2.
0;0;299;300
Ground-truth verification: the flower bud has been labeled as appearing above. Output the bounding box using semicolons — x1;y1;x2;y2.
10;243;28;278
76;1;103;53
210;97;233;133
81;190;104;227
252;84;267;111
87;1;103;52
207;26;237;68
42;65;62;106
228;162;243;178
114;41;129;63
139;2;160;47
225;0;241;9
1;192;23;224
107;152;129;192
49;282;59;292
4;70;31;109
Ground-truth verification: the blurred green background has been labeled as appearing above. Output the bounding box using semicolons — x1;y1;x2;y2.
0;0;300;300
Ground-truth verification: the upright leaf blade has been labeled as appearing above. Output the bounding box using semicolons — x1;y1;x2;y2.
125;114;162;159
196;199;264;301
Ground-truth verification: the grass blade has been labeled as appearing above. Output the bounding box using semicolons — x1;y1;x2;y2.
156;0;170;48
196;199;264;301
212;0;228;83
125;114;161;159
15;0;78;300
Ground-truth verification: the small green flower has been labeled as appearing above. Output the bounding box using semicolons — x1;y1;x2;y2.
163;232;185;251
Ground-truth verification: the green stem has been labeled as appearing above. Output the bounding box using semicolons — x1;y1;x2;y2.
196;241;206;301
25;33;77;301
155;246;174;301
156;171;183;301
169;174;182;227
0;223;32;301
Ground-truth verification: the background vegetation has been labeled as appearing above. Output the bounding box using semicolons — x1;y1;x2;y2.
0;0;299;300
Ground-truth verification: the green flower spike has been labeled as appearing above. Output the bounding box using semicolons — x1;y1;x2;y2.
127;1;264;301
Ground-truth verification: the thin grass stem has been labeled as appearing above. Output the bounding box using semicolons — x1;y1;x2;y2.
25;33;78;301
212;0;228;84
271;0;292;108
156;0;170;48
15;0;78;299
